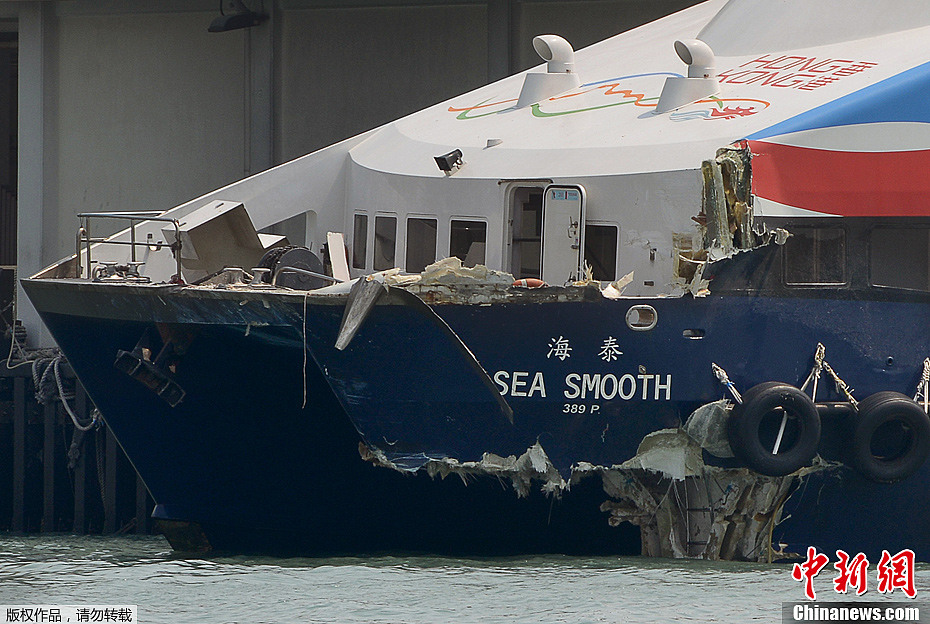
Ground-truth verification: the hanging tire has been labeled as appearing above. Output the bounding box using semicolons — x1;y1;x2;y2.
727;381;821;477
849;391;930;483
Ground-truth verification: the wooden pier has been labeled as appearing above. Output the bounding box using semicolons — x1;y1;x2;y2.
1;355;154;536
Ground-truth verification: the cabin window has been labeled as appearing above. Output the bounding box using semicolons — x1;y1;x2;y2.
870;227;930;292
511;188;543;279
373;215;396;271
584;224;618;281
406;217;438;273
352;214;368;270
450;220;487;267
784;227;846;286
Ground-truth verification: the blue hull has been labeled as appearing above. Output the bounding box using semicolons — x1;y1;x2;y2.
22;280;637;556
22;278;930;559
299;285;930;560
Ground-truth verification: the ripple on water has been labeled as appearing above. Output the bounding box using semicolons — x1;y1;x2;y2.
1;535;928;624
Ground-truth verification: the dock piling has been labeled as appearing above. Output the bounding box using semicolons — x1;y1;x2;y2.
2;356;154;537
42;402;55;531
72;386;87;534
12;374;23;532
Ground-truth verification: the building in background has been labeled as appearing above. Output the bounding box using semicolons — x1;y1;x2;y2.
0;0;700;347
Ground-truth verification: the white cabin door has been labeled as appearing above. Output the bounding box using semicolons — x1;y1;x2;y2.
540;184;585;284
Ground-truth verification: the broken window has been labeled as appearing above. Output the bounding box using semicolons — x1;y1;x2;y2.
870;227;930;291
584;223;618;281
784;227;846;286
353;214;368;270
511;188;543;279
406;217;438;273
450;219;487;267
373;215;396;271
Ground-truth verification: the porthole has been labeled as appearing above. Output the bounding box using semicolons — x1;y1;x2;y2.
626;305;657;331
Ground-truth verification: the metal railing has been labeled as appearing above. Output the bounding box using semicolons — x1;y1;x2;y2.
76;212;182;280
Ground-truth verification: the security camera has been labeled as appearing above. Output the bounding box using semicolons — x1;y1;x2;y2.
434;149;464;172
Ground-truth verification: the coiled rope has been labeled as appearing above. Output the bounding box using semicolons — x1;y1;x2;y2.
32;354;98;431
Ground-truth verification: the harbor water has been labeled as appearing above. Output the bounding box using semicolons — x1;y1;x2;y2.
2;535;929;623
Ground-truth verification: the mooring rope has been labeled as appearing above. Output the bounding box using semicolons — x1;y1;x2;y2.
32;354;97;431
799;343;825;400
914;358;930;414
52;357;97;432
711;362;742;404
799;343;857;407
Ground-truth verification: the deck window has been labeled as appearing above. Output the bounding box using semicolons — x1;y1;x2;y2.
584;224;618;281
373;216;396;271
406;217;437;273
870;227;930;291
784;227;846;286
450;220;487;267
352;214;368;269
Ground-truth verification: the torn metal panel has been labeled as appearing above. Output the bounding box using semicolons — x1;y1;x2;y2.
701;159;733;258
684;399;735;458
360;422;834;561
335;276;387;350
579;427;834;561
716;145;754;250
359;441;566;498
618;429;705;480
671;142;789;297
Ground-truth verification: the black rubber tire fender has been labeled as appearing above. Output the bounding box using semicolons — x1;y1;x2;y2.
727;381;821;477
849;391;930;483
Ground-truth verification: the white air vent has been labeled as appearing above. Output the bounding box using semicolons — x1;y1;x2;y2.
654;39;720;114
516;35;582;108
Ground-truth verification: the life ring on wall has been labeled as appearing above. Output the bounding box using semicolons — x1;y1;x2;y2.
849;391;930;483
727;381;821;477
512;278;547;288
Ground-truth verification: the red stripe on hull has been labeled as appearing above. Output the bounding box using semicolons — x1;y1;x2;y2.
747;140;930;217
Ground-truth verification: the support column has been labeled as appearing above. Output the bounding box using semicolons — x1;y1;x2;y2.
72;384;87;534
104;424;117;534
135;475;148;534
246;10;273;175
17;3;53;347
12;375;24;531
42;402;55;531
487;0;511;82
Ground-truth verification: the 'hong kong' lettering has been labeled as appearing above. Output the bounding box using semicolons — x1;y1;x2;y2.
716;55;877;91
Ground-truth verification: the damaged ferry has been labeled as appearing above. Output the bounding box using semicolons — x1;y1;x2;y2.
22;0;930;559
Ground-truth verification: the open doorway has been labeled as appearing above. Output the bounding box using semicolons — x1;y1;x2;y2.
509;187;543;279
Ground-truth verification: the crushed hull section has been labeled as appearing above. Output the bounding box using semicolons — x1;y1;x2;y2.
21;278;638;556
297;275;930;560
